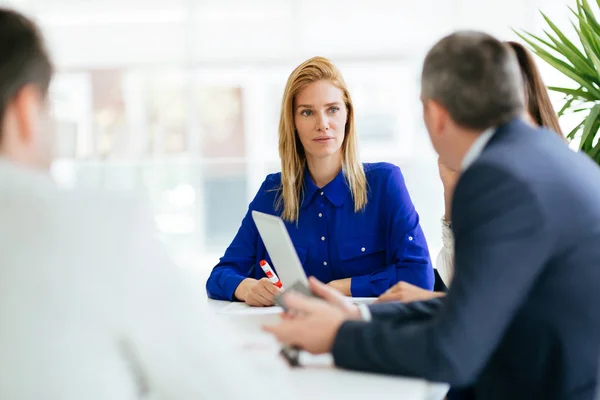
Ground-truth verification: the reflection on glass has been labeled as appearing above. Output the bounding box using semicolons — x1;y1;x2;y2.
90;69;126;159
195;85;248;248
197;86;245;159
50;72;93;159
142;71;187;155
46;62;437;268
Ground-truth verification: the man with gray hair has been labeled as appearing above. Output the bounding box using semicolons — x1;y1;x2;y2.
265;31;600;400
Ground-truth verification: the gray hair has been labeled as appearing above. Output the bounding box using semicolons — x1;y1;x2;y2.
421;31;525;130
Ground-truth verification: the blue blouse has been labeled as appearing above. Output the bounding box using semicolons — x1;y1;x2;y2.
205;162;433;299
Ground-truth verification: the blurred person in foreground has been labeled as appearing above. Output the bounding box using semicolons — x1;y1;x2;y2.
377;40;567;303
264;31;600;400
0;8;261;400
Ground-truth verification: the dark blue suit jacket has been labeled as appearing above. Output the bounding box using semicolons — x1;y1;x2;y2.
332;119;600;399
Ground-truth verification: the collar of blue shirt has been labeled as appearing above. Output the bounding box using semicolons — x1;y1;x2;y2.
301;167;350;208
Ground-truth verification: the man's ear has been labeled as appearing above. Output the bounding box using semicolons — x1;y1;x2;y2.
9;84;43;146
425;99;449;138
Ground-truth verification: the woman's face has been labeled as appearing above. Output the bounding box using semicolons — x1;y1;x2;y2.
294;80;347;163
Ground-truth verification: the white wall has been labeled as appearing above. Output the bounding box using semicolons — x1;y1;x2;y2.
4;0;571;67
0;0;578;268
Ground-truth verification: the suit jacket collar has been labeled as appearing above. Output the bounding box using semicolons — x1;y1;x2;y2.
461;126;496;171
461;118;530;171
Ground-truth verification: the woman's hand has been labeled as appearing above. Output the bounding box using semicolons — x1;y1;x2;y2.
326;278;352;296
234;278;281;306
375;281;445;303
438;158;460;221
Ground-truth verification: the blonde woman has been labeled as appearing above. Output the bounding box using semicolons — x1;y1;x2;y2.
206;56;433;306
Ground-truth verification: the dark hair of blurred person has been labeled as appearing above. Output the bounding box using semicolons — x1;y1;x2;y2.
0;8;54;169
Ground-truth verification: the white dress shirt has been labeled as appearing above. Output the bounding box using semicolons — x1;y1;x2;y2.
0;161;262;400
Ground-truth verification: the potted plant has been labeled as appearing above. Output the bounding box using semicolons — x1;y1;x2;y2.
516;0;600;165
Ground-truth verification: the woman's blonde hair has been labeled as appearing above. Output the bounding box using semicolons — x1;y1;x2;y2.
277;56;367;222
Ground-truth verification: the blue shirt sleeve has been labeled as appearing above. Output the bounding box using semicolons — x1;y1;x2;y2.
205;176;275;301
350;166;433;297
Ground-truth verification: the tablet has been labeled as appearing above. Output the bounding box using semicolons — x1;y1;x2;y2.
251;210;309;290
251;211;375;311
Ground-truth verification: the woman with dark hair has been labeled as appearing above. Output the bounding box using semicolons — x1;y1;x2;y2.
377;41;565;303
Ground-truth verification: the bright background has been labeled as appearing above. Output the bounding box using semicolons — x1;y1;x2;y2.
1;0;580;271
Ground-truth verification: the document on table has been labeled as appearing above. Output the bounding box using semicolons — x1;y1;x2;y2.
347;297;376;305
217;297;375;315
217;302;283;315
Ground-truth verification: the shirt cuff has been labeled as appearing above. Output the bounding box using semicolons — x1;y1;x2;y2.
441;217;454;250
358;304;372;321
223;274;248;301
350;275;380;297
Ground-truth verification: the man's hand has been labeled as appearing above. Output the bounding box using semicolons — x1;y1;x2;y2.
375;281;445;303
309;277;360;318
325;277;352;296
234;278;280;307
263;291;346;354
438;158;459;189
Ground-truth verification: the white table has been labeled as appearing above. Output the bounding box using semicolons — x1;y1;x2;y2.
206;298;449;400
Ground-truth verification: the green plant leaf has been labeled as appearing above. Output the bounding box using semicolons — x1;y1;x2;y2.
572;3;600;64
514;30;558;51
577;1;600;55
569;8;597;61
558;96;575;116
577;9;600;49
580;0;600;35
570;107;594;113
545;34;598;79
522;36;574;68
580;103;600;149
585;123;600;155
576;28;600;86
584;120;600;152
548;86;598;101
559;19;600;93
541;11;589;60
532;47;600;97
571;5;600;58
589;140;600;160
566;118;585;140
525;0;600;165
520;25;600;94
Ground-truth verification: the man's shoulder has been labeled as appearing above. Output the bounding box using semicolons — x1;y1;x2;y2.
457;127;600;237
476;123;600;196
1;174;155;254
